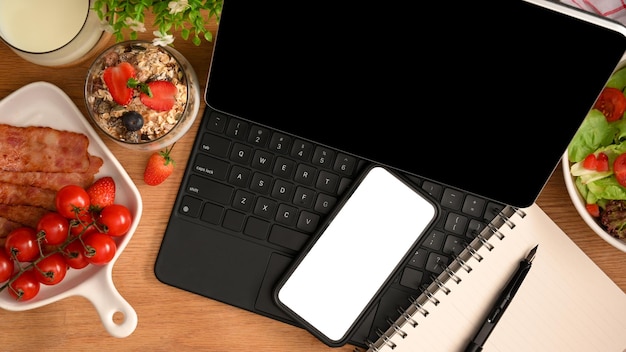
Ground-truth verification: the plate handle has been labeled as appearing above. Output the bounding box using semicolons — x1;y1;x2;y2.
79;268;138;338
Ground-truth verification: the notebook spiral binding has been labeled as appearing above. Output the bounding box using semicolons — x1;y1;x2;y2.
354;205;524;352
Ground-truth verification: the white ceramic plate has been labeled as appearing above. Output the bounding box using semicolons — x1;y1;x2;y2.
0;81;143;337
562;150;626;252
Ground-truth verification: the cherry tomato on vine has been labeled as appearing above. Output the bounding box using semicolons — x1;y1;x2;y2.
98;204;132;237
0;249;14;283
69;212;98;237
55;185;90;219
82;233;116;265
34;252;68;285
63;240;90;269
4;227;39;262
37;212;70;245
8;269;40;301
594;87;626;122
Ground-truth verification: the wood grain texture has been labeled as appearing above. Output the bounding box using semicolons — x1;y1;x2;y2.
0;12;623;352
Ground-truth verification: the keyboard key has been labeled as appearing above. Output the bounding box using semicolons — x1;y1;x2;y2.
200;133;230;157
232;190;254;212
250;172;272;194
485;202;505;222
293;186;315;208
254;197;278;219
194;154;229;180
407;248;428;269
187;175;234;205
251;150;274;172
333;153;356;175
337;177;352;195
312;146;335;169
294;164;316;186
222;209;245;232
228;165;251;187
179;195;202;218
273;156;295;179
269;132;292;154
444;212;468;236
269;225;310;251
206;112;227;133
316;170;339;194
462;195;485;217
230;143;252;165
441;188;463;211
276;204;298;226
296;211;320;233
443;235;465;255
271;179;294;202
225;118;248;140
400;267;423;290
201;202;224;225
291;139;313;161
425;253;449;274
422;229;445;250
248;125;270;147
314;193;336;214
466;219;486;239
244;217;270;240
422;181;443;200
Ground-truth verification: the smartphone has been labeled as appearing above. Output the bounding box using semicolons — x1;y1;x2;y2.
273;165;439;346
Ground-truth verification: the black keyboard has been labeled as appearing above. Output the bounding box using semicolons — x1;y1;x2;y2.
183;109;505;278
161;107;507;346
181;110;367;253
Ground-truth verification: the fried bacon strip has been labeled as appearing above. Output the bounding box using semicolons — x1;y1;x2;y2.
0;124;91;172
0;216;23;244
0;181;56;211
0;125;105;239
0;155;103;191
0;204;50;228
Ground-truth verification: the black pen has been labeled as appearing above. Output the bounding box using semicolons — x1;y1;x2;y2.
464;244;538;352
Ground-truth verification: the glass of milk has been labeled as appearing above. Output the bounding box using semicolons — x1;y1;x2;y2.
0;0;105;67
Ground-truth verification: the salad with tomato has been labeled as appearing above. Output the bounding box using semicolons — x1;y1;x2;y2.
568;66;626;238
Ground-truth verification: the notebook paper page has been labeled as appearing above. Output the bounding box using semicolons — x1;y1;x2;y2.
485;204;626;351
374;204;626;352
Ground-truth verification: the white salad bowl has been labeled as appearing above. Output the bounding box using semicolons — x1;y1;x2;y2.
563;150;626;252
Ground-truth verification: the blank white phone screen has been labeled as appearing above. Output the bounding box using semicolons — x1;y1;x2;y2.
276;166;437;343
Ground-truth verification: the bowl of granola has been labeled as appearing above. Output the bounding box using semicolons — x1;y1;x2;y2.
84;40;200;151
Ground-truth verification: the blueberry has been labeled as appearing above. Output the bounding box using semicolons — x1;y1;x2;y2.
121;111;144;131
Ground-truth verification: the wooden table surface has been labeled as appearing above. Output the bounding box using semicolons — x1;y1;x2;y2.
1;16;625;352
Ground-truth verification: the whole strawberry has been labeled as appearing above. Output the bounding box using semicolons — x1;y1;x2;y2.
144;145;175;186
87;176;116;209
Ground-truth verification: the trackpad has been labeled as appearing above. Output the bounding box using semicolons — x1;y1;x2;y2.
254;253;295;321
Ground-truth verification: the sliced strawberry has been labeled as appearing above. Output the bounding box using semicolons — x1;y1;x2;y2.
102;62;136;106
140;81;177;111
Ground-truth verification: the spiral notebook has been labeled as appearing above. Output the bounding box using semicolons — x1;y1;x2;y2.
366;204;626;352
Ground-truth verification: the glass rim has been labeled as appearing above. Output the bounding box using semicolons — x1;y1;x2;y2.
0;1;90;54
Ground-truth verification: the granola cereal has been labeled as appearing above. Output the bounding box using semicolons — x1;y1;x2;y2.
86;42;188;144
